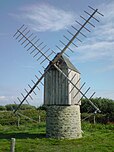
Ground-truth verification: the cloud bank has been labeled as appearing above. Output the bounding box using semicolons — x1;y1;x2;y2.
13;3;75;32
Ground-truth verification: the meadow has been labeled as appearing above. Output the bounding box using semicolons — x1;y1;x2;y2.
0;122;114;152
0;99;114;152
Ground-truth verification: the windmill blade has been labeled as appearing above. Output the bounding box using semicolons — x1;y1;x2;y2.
21;93;30;104
13;69;49;113
73;82;86;98
13;26;56;66
12;101;38;123
69;78;81;94
88;6;104;16
13;7;103;66
53;7;103;62
77;87;91;103
13;6;103;113
28;84;37;95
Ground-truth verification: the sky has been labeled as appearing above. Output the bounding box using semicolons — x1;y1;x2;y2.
0;0;114;107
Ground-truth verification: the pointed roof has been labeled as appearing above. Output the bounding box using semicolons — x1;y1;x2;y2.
61;54;80;73
45;53;80;74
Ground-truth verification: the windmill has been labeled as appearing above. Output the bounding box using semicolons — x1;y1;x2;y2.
13;6;103;139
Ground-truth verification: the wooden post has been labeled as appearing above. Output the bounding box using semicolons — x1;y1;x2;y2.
17;116;20;127
93;114;96;124
93;110;97;124
10;138;15;152
38;115;41;123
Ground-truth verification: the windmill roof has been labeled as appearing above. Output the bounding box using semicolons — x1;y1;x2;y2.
46;53;80;73
61;54;80;73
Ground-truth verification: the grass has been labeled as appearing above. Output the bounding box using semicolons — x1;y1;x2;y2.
0;122;114;152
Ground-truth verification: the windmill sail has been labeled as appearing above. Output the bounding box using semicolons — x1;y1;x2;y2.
13;6;103;113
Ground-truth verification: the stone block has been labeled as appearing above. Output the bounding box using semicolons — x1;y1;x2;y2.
46;105;82;139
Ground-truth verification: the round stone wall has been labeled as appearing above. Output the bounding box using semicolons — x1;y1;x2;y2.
46;105;82;139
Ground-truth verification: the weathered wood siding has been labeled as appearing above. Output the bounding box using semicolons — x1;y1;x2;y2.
44;66;80;105
44;66;69;105
68;69;81;105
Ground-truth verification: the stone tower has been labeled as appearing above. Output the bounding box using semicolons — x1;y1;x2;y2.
44;54;82;139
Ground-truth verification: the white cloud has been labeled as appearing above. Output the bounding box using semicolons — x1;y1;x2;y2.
0;95;16;104
96;63;114;73
12;3;75;32
75;41;114;62
0;96;6;100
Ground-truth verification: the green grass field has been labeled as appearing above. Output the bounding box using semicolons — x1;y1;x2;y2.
0;122;114;152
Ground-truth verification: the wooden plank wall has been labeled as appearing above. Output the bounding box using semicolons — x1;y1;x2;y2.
44;67;80;105
68;69;81;105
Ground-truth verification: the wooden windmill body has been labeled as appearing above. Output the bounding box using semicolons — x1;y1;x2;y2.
44;53;81;106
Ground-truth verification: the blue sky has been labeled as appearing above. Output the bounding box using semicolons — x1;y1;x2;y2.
0;0;114;107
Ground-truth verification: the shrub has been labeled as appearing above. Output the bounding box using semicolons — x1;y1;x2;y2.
81;112;114;124
81;98;114;114
5;104;36;111
0;106;6;111
0;109;46;125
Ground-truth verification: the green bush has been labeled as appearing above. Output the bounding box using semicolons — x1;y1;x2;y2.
81;112;114;124
81;98;114;114
0;111;17;125
0;105;6;111
0;109;46;125
5;104;36;111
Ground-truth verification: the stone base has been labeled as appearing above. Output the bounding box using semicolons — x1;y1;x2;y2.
46;105;82;139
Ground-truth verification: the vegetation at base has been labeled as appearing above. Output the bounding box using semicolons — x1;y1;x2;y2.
81;98;114;124
0;106;6;111
81;98;114;114
0;98;114;125
0;122;114;152
5;104;36;111
0;109;46;125
81;112;114;124
0;97;114;151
